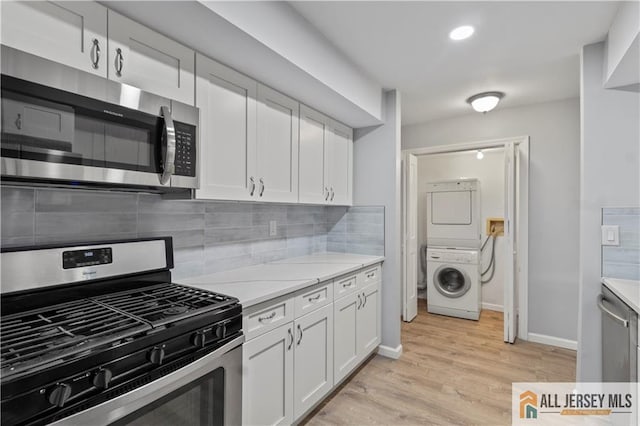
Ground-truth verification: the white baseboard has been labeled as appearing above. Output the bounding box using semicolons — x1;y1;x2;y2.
482;302;504;312
526;333;577;350
377;344;403;359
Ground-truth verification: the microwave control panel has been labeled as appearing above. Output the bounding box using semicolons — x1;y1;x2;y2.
174;122;196;177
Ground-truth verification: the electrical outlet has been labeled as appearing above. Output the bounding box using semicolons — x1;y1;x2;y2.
601;225;619;246
269;220;277;237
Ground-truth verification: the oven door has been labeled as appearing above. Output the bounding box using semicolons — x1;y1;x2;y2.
50;336;243;426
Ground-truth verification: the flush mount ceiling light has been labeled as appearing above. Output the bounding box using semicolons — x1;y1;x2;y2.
476;150;484;160
466;91;505;113
449;25;474;41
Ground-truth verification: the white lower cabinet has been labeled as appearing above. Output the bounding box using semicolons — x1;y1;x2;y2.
243;324;294;426
242;263;382;425
357;282;381;355
334;281;381;385
333;292;359;384
243;304;333;425
293;304;334;419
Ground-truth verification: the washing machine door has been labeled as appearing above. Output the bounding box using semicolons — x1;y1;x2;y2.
433;265;471;298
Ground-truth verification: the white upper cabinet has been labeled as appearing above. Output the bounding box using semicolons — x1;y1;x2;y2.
107;10;195;104
326;122;353;205
196;54;257;201
299;106;353;206
1;1;108;77
298;106;327;204
256;84;299;203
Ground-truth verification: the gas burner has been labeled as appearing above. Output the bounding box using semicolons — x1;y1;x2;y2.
163;306;188;316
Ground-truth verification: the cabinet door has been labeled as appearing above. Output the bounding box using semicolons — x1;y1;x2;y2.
256;85;299;203
325;123;353;206
107;10;195;104
195;54;257;201
243;324;294;426
298;106;327;204
293;304;333;419
1;1;107;77
357;282;381;359
333;292;359;384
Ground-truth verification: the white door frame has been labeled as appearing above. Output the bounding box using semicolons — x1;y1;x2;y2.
402;136;530;341
401;152;419;321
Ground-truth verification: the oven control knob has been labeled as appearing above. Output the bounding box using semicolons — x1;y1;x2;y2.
215;323;227;340
48;383;72;408
192;331;206;348
93;368;113;390
148;345;166;365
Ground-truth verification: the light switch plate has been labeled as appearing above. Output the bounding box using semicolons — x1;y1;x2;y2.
269;220;277;237
601;225;620;246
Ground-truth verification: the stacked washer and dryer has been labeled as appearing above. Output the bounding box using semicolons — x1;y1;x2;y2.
425;179;482;320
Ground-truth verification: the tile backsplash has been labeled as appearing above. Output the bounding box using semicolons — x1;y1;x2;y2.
602;207;640;280
1;186;385;279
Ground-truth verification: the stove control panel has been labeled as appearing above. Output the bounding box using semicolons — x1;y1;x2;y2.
62;247;112;269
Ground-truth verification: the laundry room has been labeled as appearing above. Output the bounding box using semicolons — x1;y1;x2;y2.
413;145;511;324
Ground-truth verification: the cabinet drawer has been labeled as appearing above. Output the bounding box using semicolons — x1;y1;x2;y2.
244;297;294;341
360;264;381;286
295;282;333;318
334;273;358;299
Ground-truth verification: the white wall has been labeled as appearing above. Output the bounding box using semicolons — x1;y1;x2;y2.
353;90;403;355
417;149;505;311
200;1;382;121
403;98;581;343
578;42;640;381
604;1;640;88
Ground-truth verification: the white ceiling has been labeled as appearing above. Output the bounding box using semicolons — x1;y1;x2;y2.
289;1;620;125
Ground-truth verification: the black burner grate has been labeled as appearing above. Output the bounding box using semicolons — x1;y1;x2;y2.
0;283;237;381
92;283;237;326
1;299;150;380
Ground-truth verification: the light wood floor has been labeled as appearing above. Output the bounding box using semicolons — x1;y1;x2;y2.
302;300;576;425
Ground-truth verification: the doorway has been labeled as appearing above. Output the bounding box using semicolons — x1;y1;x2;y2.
401;136;529;343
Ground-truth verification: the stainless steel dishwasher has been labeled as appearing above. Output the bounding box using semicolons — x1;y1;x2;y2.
599;284;638;382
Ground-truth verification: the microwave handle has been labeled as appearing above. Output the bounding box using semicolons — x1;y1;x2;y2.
160;106;176;185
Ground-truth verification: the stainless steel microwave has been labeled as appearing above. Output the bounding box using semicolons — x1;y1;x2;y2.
1;46;198;191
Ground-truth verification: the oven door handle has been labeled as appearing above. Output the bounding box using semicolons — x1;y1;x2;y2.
49;335;244;426
160;105;176;185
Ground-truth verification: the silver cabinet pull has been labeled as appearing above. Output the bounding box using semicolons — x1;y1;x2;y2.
115;48;124;76
297;324;303;345
91;38;101;69
325;187;330;201
362;292;367;308
330;187;335;201
249;177;255;196
287;328;293;351
597;294;628;327
258;311;276;322
342;280;352;288
159;106;175;185
357;294;362;309
15;113;22;130
259;178;265;197
308;294;321;302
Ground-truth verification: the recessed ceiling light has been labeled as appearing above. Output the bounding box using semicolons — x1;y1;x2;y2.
466;91;505;113
449;25;474;41
476;150;484;160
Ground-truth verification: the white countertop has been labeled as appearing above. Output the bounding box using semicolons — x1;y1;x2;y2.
178;252;384;308
602;277;640;314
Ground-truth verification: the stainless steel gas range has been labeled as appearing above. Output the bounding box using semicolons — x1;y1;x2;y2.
0;237;243;425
